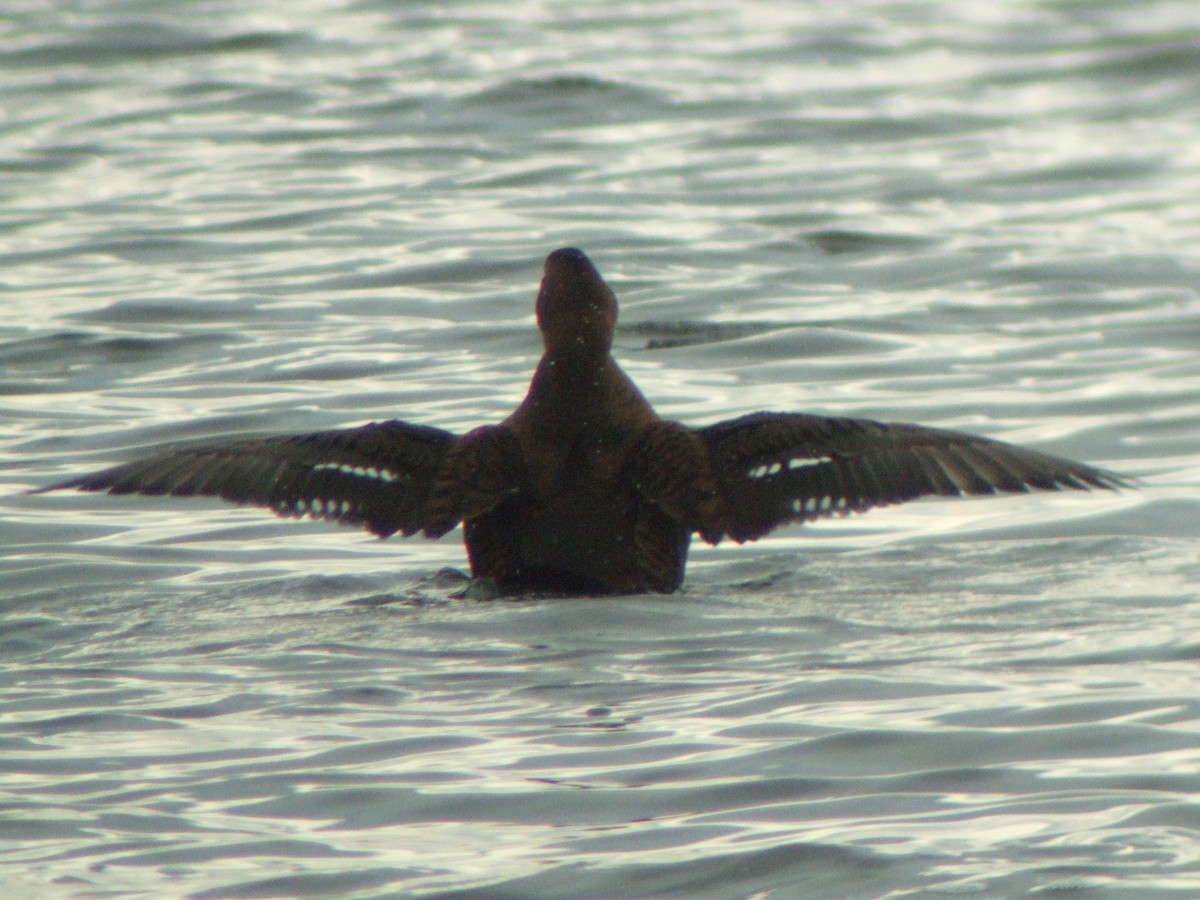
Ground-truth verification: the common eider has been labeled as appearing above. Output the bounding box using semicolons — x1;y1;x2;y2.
38;248;1123;594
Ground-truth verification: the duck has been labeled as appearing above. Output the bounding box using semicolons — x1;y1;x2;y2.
38;248;1123;595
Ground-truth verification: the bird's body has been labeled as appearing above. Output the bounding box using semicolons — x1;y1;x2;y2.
39;248;1123;595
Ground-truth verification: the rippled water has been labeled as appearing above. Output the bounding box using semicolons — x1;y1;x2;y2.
3;1;1200;897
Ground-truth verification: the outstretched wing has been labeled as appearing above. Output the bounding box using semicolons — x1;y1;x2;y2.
699;412;1125;543
37;420;459;538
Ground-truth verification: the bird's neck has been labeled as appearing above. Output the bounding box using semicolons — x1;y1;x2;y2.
508;351;655;437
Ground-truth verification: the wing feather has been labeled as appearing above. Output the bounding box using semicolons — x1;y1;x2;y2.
699;412;1124;542
37;420;459;538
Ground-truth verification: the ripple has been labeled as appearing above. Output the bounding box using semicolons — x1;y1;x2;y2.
1;0;1198;897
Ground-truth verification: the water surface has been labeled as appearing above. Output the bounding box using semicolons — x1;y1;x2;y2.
2;1;1199;897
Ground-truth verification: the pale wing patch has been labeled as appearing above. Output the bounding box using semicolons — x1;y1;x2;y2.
792;494;844;516
276;496;358;519
311;461;400;483
746;456;833;480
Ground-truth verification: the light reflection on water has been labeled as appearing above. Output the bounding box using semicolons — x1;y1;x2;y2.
2;0;1200;896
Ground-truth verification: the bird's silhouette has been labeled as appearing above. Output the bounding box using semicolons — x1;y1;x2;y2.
38;248;1123;594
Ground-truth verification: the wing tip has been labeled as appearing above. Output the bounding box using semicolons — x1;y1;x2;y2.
26;475;100;496
1059;464;1131;493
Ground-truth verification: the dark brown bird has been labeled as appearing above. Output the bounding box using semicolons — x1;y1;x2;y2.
38;248;1123;595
